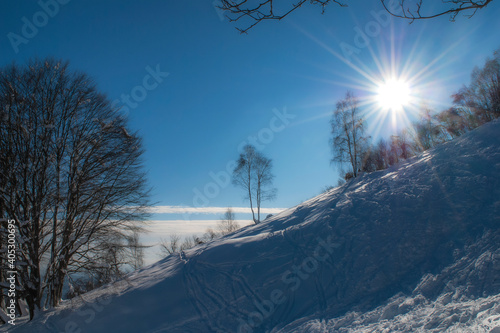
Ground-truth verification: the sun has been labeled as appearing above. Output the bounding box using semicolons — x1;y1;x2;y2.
376;79;411;110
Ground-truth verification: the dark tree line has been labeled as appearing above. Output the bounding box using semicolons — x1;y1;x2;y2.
332;48;500;180
0;59;150;321
218;0;493;33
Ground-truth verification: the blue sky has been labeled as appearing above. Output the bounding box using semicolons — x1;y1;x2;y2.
1;1;499;258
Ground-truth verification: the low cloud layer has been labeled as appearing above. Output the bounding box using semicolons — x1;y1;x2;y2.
148;206;285;215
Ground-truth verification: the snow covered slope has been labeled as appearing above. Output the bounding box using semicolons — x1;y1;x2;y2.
12;120;500;332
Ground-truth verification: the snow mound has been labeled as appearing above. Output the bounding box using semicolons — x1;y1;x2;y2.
278;292;500;332
11;121;500;332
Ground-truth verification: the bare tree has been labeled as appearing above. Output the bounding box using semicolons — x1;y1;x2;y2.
435;107;470;139
360;145;377;173
330;91;367;178
126;231;148;271
375;138;389;170
218;0;492;33
397;129;414;160
180;236;197;251
203;227;218;241
160;232;213;258
160;234;181;256
452;49;500;125
0;58;150;319
233;145;276;224
217;208;240;235
411;107;449;151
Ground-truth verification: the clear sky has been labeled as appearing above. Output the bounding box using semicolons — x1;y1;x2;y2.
1;0;499;261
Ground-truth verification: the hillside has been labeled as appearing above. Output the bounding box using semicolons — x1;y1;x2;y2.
11;120;500;332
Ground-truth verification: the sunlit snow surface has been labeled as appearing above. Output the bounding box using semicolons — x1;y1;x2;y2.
279;293;500;332
8;120;500;332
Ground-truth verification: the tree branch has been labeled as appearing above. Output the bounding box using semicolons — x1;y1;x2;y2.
218;0;493;32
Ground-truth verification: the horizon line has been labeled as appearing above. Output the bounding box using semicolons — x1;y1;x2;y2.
148;206;286;215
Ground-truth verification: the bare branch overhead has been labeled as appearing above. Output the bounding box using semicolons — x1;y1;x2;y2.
218;0;494;33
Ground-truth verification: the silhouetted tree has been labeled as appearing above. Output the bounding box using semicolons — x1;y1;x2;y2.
204;228;218;241
160;234;181;256
388;135;401;166
452;49;500;125
360;145;377;173
217;208;240;235
375;138;389;170
435;108;469;139
331;91;367;178
397;129;414;160
233;145;276;224
0;58;150;318
181;236;196;250
412;107;448;152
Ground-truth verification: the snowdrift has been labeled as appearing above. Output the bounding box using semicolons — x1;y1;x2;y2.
12;121;500;332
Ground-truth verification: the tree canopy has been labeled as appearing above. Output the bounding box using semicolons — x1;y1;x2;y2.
0;58;150;319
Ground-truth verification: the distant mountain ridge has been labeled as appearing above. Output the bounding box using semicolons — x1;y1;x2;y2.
11;120;500;332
